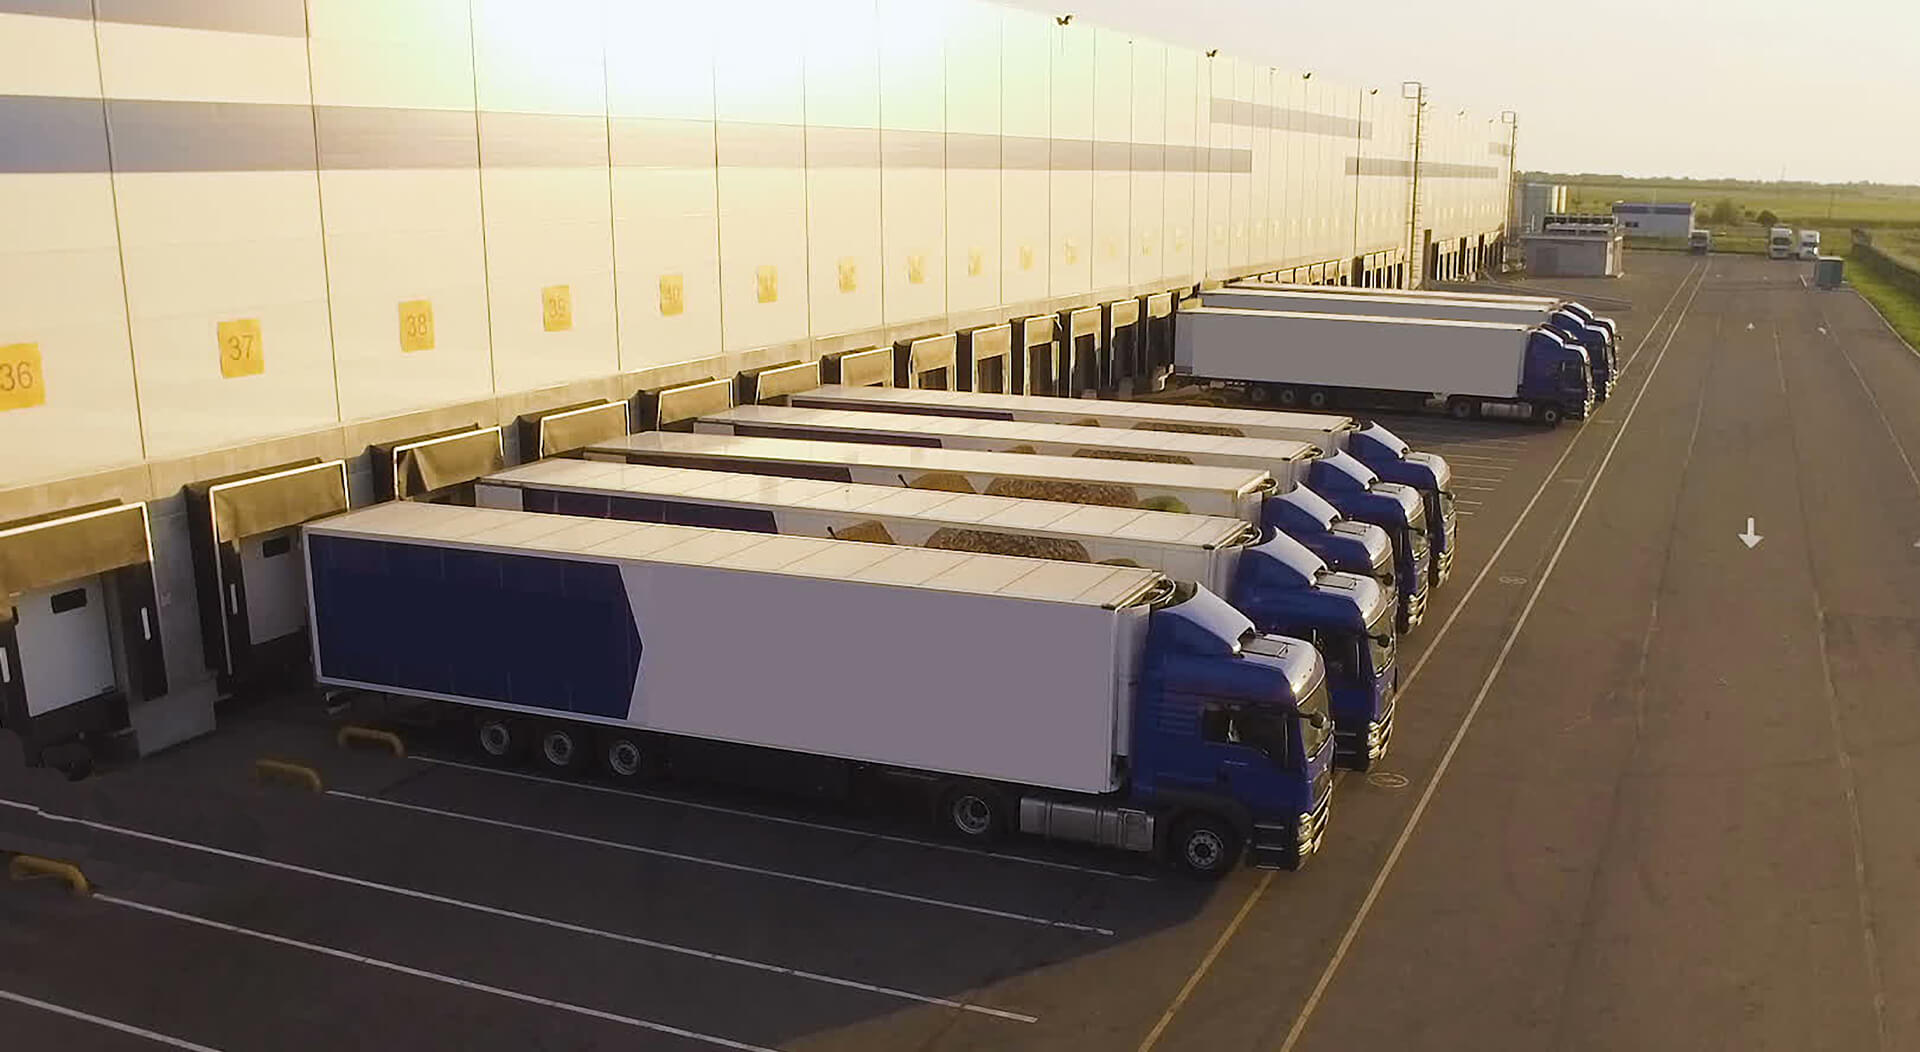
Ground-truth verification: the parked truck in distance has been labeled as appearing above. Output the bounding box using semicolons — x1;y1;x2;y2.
1201;286;1617;402
304;502;1336;874
1689;229;1712;254
1222;281;1621;352
1797;230;1821;261
477;459;1400;768
1175;306;1594;427
780;383;1457;588
1769;227;1795;260
688;404;1431;630
583;431;1400;614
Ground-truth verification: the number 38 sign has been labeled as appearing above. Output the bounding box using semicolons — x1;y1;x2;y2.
0;342;45;411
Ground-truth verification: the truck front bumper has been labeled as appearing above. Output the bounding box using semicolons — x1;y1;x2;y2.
1400;585;1428;632
1431;542;1454;589
1251;792;1332;870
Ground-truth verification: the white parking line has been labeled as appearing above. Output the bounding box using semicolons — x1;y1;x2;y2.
329;789;1112;936
1274;257;1710;1052
1438;452;1521;463
0;797;1041;1022
408;754;1155;883
93;895;781;1052
1452;484;1497;493
0;987;226;1052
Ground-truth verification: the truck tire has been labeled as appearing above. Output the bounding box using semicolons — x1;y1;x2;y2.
1248;385;1272;405
1535;403;1564;428
939;784;1007;843
1170;813;1239;878
537;723;587;772
601;734;660;780
475;716;526;765
1448;397;1475;420
1274;386;1300;407
1306;389;1331;410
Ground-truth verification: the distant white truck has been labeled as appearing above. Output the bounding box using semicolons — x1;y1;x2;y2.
1797;230;1821;260
1768;227;1795;260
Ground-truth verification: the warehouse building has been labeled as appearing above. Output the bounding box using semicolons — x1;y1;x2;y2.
0;0;1515;765
1611;201;1695;238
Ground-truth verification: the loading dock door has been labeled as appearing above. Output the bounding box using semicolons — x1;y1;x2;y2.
15;579;114;717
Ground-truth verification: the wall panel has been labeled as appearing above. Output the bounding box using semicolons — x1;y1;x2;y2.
0;11;144;487
311;0;493;422
945;0;1002;315
1090;27;1131;294
879;0;948;326
1048;22;1093;298
1162;46;1198;288
803;0;883;339
1128;39;1165;288
999;8;1050;306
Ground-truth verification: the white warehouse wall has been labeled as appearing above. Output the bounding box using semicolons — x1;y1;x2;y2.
1;0;1513;502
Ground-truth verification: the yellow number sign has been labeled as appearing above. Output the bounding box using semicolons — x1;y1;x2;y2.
966;248;983;278
755;265;778;304
217;319;264;379
907;254;926;285
1063;238;1079;266
658;273;684;316
398;299;435;352
541;284;573;332
1019;244;1034;271
836;257;858;294
0;342;46;411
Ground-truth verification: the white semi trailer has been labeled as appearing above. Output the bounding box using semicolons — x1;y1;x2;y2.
303;501;1336;873
1174;306;1595;427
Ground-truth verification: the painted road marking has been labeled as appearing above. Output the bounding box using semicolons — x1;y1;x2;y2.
93;895;781;1052
0;987;226;1052
1274;260;1710;1052
0;797;1040;1022
328;789;1113;936
1132;260;1711;1052
1133;871;1276;1052
407;754;1155;883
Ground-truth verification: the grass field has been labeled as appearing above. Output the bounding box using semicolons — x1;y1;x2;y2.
1849;258;1920;352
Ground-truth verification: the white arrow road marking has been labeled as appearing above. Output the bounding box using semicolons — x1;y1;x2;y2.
1819;326;1829;335
1747;322;1756;330
1739;517;1764;548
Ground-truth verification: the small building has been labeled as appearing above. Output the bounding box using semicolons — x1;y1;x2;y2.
1611;201;1695;239
1514;182;1569;235
1522;228;1624;278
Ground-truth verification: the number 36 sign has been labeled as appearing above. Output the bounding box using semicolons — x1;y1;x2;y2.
0;342;45;411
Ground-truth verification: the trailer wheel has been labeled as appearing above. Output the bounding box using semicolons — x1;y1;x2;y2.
1448;397;1476;420
475;717;525;764
1170;814;1239;879
601;734;659;780
1274;386;1300;407
537;724;587;772
1248;385;1272;405
1306;389;1331;410
939;784;1007;842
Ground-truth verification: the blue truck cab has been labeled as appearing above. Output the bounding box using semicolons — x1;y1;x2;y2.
1226;531;1397;769
1523;328;1594;425
1138;584;1336;870
1348;422;1455;588
1561;302;1617;352
1548;308;1614;400
1266;486;1396;597
1299;452;1429;631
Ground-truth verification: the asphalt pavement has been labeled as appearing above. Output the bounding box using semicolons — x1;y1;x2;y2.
3;251;1914;1051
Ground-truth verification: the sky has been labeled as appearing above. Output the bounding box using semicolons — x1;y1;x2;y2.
1006;0;1920;185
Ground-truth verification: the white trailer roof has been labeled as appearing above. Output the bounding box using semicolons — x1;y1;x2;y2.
1228;280;1561;307
787;382;1360;439
311;501;1163;609
587;430;1274;496
704;404;1325;463
1209;287;1549;317
1186;306;1536;333
484;459;1252;549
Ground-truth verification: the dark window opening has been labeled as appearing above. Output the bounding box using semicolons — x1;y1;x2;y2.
261;534;294;558
50;588;88;614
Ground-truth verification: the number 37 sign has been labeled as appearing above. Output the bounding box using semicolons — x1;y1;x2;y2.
218;318;265;379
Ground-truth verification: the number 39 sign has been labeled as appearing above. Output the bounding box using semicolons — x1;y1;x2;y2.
0;342;45;411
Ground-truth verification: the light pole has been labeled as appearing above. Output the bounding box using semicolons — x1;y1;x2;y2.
1402;81;1425;287
1500;110;1517;270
